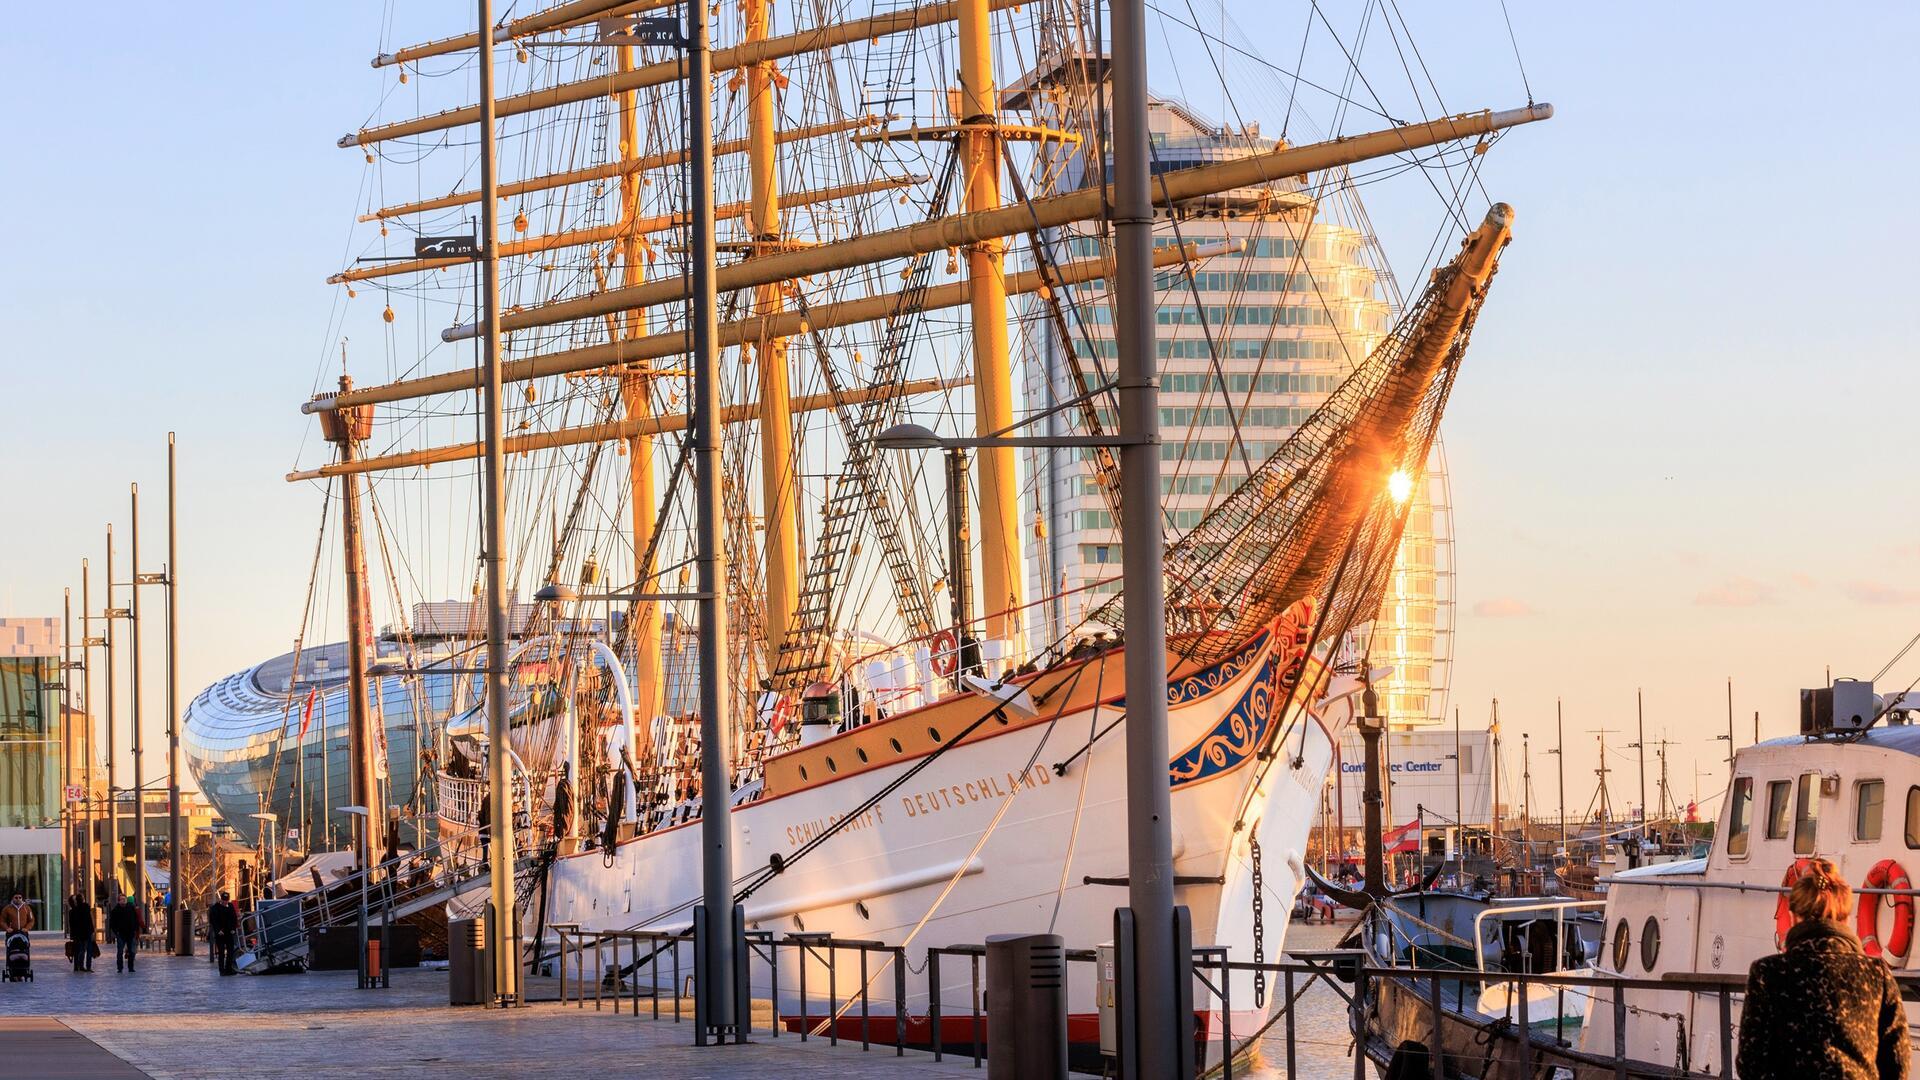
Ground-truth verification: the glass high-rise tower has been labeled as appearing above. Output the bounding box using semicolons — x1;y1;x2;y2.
1023;98;1453;728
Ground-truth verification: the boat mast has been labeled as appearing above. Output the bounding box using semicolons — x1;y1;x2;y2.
957;0;1023;654
322;376;378;876
614;36;665;726
745;0;798;664
473;0;521;1006
686;0;740;1035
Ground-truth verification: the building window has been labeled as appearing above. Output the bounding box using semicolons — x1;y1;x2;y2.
1765;780;1791;840
1726;777;1753;858
1857;780;1885;843
1794;772;1820;856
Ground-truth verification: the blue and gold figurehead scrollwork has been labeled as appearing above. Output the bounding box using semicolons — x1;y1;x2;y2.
1167;599;1318;789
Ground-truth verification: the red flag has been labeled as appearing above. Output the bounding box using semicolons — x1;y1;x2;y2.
1382;817;1422;854
297;687;319;738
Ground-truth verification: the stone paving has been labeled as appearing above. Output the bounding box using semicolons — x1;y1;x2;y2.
0;935;983;1080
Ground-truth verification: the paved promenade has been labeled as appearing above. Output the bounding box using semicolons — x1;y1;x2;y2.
0;935;980;1080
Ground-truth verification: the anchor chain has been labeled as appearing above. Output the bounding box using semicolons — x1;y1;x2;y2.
1250;835;1266;1008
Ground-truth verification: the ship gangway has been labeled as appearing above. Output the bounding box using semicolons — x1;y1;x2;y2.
233;836;544;975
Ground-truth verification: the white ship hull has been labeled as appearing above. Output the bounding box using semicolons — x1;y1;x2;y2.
537;614;1359;1040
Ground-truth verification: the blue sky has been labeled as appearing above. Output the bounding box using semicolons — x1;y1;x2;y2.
2;2;1916;813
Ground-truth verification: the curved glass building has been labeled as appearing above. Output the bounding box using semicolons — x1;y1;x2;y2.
183;638;478;849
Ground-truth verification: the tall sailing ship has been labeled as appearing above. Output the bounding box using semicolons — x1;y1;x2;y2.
184;0;1551;1054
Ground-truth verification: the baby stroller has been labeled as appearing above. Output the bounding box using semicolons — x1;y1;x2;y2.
4;930;30;982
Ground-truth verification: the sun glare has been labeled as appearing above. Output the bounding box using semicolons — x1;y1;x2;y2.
1387;469;1414;504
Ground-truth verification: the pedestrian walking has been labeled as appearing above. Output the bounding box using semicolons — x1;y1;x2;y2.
1;891;35;933
208;891;240;976
66;894;95;973
1737;858;1910;1079
107;895;143;973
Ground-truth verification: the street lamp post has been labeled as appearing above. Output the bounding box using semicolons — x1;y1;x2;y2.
130;484;149;909
103;522;125;903
165;433;186;953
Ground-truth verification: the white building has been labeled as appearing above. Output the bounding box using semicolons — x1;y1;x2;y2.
1023;98;1453;727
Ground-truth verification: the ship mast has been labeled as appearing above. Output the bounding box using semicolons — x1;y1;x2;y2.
320;376;378;877
746;0;798;664
956;0;1022;653
614;36;665;726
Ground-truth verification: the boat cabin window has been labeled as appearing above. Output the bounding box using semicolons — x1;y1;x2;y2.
1906;787;1920;849
1856;780;1885;843
1726;777;1753;857
1794;772;1820;855
1765;780;1792;840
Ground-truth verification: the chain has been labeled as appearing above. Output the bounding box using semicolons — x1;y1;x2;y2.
1250;835;1266;1008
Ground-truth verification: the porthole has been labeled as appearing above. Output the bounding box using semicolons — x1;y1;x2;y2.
889;738;903;754
928;726;942;743
1640;916;1661;972
798;765;809;781
826;757;838;774
856;747;869;764
1611;919;1630;973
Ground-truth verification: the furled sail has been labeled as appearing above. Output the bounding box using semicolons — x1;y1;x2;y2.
1105;203;1515;665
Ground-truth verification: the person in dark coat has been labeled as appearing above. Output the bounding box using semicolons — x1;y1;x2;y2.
208;891;240;975
107;896;143;973
66;893;95;972
1737;858;1910;1080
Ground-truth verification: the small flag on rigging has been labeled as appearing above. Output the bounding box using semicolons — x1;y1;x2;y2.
297;687;318;738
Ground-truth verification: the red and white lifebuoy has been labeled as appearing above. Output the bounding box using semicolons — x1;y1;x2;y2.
1858;859;1915;961
929;628;960;678
1776;859;1813;949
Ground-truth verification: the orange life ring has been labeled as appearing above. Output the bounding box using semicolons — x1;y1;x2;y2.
930;629;960;678
1775;859;1813;949
1858;859;1915;960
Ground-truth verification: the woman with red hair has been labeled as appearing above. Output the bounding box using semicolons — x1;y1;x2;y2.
1738;859;1910;1078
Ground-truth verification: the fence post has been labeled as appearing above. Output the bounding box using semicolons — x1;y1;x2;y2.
931;950;944;1062
1352;965;1369;1080
797;937;810;1042
1613;985;1628;1080
1428;973;1445;1080
732;906;749;1044
1718;985;1734;1075
1515;973;1531;1079
894;947;907;1057
1219;953;1233;1080
1284;968;1297;1079
692;909;708;1046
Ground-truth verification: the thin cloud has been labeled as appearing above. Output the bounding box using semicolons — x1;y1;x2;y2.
1694;577;1775;608
1472;597;1536;618
1842;581;1920;605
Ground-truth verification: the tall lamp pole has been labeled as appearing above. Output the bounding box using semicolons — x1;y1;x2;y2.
130;484;149;908
165;433;185;951
473;0;521;1007
686;0;738;1035
1112;0;1187;1065
80;558;97;907
104;526;123;902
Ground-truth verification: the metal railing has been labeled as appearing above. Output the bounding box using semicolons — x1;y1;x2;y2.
550;924;909;1055
530;920;1920;1078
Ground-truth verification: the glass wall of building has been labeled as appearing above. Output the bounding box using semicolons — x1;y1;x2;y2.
1;653;65;931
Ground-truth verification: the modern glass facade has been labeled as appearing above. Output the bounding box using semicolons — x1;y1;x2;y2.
1024;99;1453;728
1;621;65;932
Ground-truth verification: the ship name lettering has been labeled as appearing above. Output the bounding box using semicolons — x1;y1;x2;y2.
784;806;886;848
901;764;1053;818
